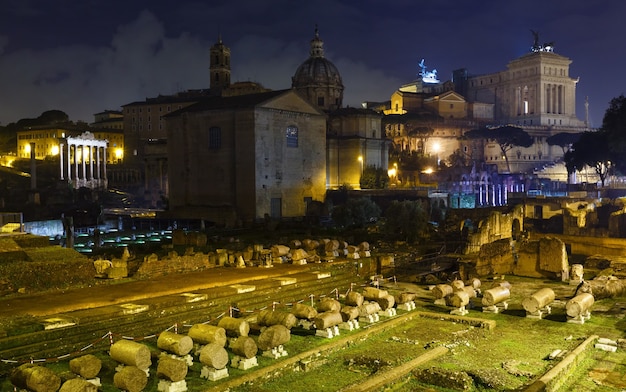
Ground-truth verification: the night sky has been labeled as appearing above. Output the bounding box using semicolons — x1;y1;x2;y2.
0;0;623;128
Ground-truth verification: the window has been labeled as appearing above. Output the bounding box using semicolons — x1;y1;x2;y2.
286;125;298;148
209;127;221;149
317;97;324;107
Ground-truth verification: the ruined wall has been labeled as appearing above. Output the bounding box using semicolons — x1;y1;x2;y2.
472;236;568;280
514;237;569;280
134;251;214;279
474;238;513;276
546;234;626;257
609;210;626;237
464;205;524;254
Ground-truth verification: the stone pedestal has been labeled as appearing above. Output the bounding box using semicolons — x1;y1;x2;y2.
201;366;229;381
567;310;591;324
261;345;288;359
397;301;416;311
315;326;340;338
158;379;187;392
87;378;101;387
358;313;380;324
339;320;360;331
378;308;397;317
482;301;509;314
231;356;258;370
450;306;468;316
525;306;551;319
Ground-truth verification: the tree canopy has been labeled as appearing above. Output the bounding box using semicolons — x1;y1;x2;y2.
601;95;626;174
546;132;581;154
464;125;533;172
382;200;429;243
564;95;626;184
565;131;613;187
330;198;381;228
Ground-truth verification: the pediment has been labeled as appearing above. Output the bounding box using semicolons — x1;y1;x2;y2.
259;90;325;115
438;91;466;103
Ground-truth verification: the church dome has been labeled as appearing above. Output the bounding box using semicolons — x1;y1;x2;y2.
293;57;343;87
292;27;344;111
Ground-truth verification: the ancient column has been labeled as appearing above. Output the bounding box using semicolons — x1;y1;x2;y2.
89;145;94;181
74;144;79;187
81;145;86;185
59;142;64;180
67;142;72;184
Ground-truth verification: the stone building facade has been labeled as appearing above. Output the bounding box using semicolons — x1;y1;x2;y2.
460;38;588;174
327;107;389;189
120;36;269;207
165;90;327;226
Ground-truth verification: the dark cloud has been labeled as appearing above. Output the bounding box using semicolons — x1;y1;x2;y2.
0;1;624;127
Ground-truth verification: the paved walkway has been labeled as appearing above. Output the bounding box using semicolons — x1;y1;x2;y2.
0;263;313;319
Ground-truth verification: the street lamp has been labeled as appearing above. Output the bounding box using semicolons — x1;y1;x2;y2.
432;142;441;167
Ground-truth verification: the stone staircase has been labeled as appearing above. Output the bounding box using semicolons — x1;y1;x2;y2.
0;223;21;233
0;260;364;375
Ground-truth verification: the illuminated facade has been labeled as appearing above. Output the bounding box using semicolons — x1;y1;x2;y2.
458;36;588;173
60;132;108;189
17;126;71;159
165;90;327;226
464;51;584;128
16;125;123;165
327;108;390;189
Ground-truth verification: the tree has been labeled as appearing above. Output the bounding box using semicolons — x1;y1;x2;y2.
360;165;389;189
565;131;613;187
464;125;533;172
330;198;381;228
382;200;429;243
546;132;581;155
601;95;626;174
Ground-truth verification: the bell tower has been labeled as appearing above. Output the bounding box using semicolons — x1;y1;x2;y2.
210;35;231;95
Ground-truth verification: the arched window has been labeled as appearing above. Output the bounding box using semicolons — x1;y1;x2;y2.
286;125;298;148
209;127;221;149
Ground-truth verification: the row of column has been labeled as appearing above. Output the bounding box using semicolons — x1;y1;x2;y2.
545;83;564;114
457;181;526;206
59;139;108;189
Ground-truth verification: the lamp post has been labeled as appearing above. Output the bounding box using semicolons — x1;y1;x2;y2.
432;142;441;168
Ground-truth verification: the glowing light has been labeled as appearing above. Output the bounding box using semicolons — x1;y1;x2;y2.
24;144;31;153
115;148;123;159
388;168;396;177
432;142;441;153
50;145;59;155
423;168;434;174
418;59;440;84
